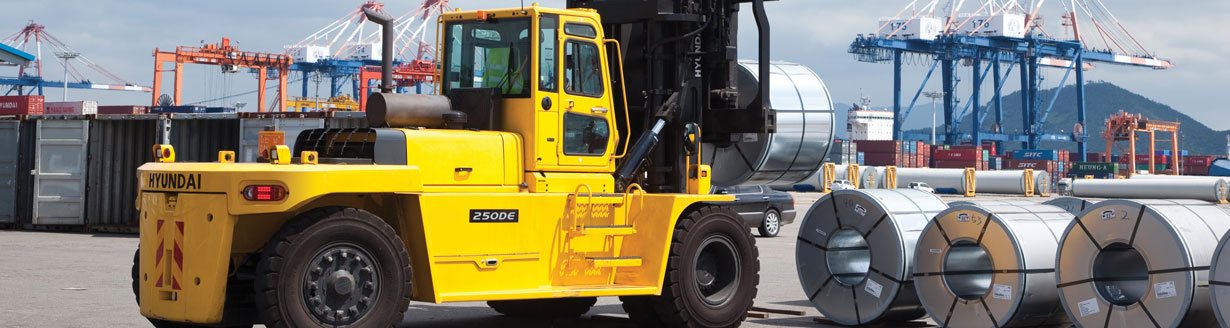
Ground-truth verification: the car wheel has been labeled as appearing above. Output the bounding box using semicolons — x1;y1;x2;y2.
757;209;781;237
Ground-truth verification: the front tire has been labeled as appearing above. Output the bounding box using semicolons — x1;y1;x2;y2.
621;206;760;328
757;209;781;237
487;297;597;318
254;207;412;328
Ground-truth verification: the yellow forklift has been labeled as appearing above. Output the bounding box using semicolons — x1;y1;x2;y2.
134;1;780;327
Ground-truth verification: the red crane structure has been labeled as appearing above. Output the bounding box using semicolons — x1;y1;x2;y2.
1104;111;1180;176
152;37;292;112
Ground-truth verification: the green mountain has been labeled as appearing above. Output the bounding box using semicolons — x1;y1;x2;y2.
911;82;1226;156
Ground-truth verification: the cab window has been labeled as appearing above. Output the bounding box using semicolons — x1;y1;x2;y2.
443;18;532;98
539;15;559;92
564;40;603;97
562;113;609;156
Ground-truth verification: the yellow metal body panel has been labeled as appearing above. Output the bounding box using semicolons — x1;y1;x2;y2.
137;192;234;324
401;129;522;187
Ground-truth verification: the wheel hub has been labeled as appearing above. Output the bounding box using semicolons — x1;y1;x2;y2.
765;213;780;234
692;235;741;307
304;243;379;326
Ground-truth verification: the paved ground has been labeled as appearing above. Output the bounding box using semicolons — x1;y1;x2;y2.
0;193;1047;327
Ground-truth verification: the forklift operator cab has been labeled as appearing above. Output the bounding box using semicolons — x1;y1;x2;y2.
441;8;619;177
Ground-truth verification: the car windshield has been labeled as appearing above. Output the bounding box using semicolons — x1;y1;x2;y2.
442;18;532;98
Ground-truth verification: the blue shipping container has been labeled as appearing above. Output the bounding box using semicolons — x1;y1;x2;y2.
205;107;236;113
1013;149;1059;160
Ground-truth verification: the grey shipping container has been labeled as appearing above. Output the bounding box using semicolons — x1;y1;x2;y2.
86;116;158;232
14;120;35;225
0;120;19;223
169;115;241;163
326;112;368;129
32;118;89;225
239;117;324;162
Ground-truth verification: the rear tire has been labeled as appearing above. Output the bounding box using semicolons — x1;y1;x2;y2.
757;209;781;237
131;250;255;328
254;207;412;328
621;206;759;328
487;297;597;318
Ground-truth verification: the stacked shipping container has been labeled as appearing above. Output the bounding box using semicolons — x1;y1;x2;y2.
0;95;44;115
853;140;932;168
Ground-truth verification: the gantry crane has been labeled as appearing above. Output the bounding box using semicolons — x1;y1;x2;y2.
152;37;292;112
1104;111;1180;175
852;0;1171;160
285;0;445;111
2;21;150;97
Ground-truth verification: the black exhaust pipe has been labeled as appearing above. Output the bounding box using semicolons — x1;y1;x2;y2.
363;8;395;94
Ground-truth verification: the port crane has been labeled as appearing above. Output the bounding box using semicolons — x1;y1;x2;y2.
1104;111;1180;175
152;37;292;112
1;21;151;97
285;0;444;111
852;0;1172;160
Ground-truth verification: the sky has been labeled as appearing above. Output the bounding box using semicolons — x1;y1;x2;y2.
2;0;1227;128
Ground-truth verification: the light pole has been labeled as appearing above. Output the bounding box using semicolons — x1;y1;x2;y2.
923;91;945;145
55;51;80;101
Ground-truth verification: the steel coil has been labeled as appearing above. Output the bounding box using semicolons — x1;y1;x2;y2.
1043;197;1096;215
1056;199;1230;327
1210;228;1230;327
704;60;835;187
1131;175;1230;201
914;202;1073;327
1070;179;1227;203
1035;171;1052;196
795;189;948;325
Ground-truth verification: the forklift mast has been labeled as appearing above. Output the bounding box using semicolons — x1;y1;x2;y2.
566;0;776;193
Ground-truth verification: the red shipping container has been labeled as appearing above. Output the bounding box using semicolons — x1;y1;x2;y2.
0;95;44;115
1084;153;1105;162
932;149;983;161
1184;156;1214;166
97;105;149;115
854;140;904;153
932;160;980;169
863;153;903;166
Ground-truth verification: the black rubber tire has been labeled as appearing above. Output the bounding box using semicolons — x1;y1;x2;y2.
621;206;760;328
756;209;781;238
131;250;255;328
254;207;412;328
487;297;597;318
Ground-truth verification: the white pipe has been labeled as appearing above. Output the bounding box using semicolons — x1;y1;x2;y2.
976;170;1032;195
897;168;972;195
1071;179;1228;203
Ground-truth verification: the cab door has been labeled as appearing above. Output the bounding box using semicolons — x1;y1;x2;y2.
554;19;615;170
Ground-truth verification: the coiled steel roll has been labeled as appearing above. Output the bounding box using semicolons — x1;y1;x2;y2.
1210;229;1230;327
704;61;834;187
1056;199;1230;327
914;202;1073;327
1070;178;1228;203
1043;197;1095;215
897;168;974;195
795;189;948;325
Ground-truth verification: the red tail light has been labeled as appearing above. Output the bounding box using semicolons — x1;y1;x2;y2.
242;185;287;202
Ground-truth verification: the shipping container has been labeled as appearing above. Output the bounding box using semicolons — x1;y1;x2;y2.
31;118;89;225
0;119;19;223
1012;149;1058;160
168;115;241;163
853;140;903;153
97;105;149;115
0;95;44;115
85;116;158;232
44;101;98;115
205;107;237;113
931;160;979;169
1003;159;1056;172
932;148;982;161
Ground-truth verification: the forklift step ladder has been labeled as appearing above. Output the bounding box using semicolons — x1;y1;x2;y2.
568;184;643;272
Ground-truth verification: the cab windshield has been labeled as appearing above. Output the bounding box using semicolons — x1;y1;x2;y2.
442;18;532;98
